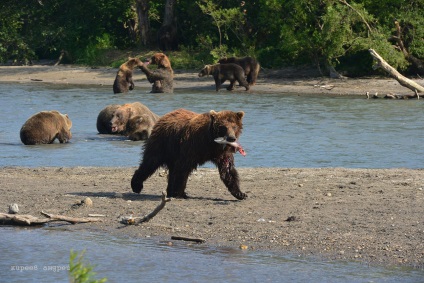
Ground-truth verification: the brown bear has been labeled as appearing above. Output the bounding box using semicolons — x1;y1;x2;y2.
218;56;260;85
113;57;143;94
96;104;122;134
131;108;247;200
20;110;72;145
198;63;250;91
123;114;157;141
139;53;174;93
110;102;160;134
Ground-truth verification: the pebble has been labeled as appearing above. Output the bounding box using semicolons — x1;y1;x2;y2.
8;203;19;214
83;197;93;206
239;244;248;250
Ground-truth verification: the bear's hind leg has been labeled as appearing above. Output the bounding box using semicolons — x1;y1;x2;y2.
131;158;162;193
237;77;250;91
227;80;236;91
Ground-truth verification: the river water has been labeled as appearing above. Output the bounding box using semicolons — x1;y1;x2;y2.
1;83;423;282
0;83;423;168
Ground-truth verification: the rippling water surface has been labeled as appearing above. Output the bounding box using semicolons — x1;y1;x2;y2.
1;83;423;168
1;83;424;282
1;227;423;283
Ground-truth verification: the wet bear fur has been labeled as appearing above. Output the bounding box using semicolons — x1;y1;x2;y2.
123;114;158;141
139;53;174;93
131;108;247;200
198;63;250;91
20;110;72;145
113;57;143;94
218;56;261;85
109;102;159;134
96;104;121;134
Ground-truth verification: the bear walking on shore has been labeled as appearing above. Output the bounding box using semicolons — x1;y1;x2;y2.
131;108;247;200
20;110;72;145
113;57;143;94
218;57;261;85
198;63;250;91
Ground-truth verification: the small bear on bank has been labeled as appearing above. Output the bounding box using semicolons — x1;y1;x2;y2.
218;56;260;85
109;102;160;135
131;108;247;200
20;110;72;145
113;57;143;94
198;63;250;91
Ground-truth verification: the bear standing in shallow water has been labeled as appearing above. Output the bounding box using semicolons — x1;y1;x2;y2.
139;53;174;93
20;110;72;145
113;57;143;94
131;108;247;200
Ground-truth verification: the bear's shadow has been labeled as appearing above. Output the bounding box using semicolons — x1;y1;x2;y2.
68;192;238;203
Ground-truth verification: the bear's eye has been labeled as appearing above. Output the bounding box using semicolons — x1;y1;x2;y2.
218;125;227;136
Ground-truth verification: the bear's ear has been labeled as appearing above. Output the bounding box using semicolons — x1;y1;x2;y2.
209;110;218;118
236;111;244;119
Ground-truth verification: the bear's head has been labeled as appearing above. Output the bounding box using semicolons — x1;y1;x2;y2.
210;110;245;155
149;53;172;69
124;114;154;141
62;113;72;131
198;65;213;77
126;57;144;69
110;104;134;133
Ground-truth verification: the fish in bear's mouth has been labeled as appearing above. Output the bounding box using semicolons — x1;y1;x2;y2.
214;137;246;156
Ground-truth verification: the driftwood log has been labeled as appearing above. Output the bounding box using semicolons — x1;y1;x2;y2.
0;212;103;226
121;191;171;225
369;49;424;94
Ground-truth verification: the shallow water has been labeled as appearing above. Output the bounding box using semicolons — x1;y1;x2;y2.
1;83;424;282
1;83;423;168
1;227;423;283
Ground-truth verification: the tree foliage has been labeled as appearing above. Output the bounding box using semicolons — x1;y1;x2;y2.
1;0;423;76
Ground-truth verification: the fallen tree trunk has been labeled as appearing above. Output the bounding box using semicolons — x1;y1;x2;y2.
369;49;424;93
0;212;103;226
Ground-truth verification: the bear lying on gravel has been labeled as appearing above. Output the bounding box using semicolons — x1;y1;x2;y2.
20;110;72;145
113;57;143;94
198;63;250;91
139;53;174;93
218;56;261;85
131;108;247;200
109;102;160;135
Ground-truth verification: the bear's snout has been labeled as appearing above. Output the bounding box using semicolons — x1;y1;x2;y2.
226;136;236;142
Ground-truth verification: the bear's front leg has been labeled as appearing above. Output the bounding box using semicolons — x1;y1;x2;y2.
128;77;135;91
217;154;247;200
214;77;222;91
